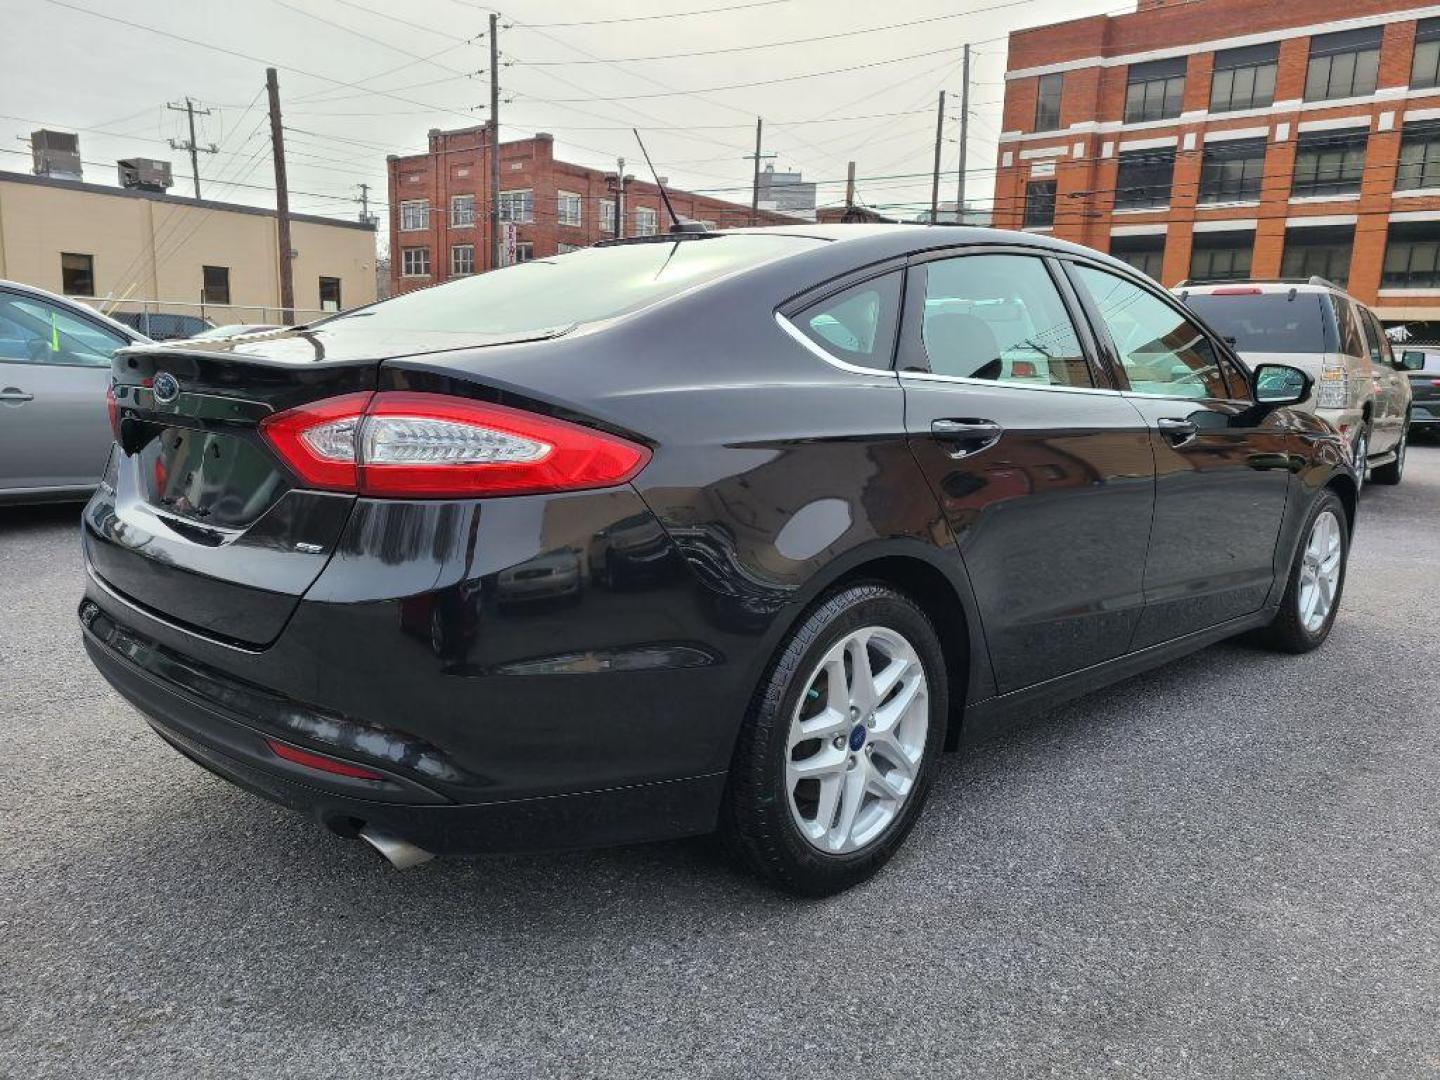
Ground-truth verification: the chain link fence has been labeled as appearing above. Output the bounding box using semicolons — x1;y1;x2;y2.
68;297;335;340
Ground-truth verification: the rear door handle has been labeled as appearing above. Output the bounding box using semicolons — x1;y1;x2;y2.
0;387;34;403
1157;417;1197;444
930;418;1003;458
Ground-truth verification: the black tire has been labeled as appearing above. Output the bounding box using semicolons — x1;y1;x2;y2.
720;583;949;896
1255;490;1349;654
1352;423;1371;488
1371;420;1408;486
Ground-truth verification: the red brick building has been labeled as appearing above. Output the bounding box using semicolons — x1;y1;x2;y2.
993;0;1440;323
386;127;797;294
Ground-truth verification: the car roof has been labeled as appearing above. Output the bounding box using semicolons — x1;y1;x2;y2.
0;277;150;342
701;223;1146;280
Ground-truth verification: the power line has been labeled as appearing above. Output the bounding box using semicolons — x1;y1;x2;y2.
507;0;1055;67
515;0;792;28
37;0;484;124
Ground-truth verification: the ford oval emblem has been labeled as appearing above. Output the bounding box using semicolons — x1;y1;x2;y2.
152;372;180;404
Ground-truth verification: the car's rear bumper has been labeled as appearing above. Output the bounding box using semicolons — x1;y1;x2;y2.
82;608;726;854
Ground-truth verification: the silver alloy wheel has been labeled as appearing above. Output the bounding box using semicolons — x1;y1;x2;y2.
784;625;929;855
1298;509;1344;633
1395;428;1408;478
1353;428;1369;486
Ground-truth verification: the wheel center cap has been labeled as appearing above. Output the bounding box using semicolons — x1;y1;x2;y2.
849;725;867;751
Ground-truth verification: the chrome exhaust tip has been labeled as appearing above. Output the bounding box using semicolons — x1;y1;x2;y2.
358;827;435;870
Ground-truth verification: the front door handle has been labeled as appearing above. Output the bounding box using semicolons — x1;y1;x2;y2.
1156;417;1197;444
0;387;34;404
931;418;1003;458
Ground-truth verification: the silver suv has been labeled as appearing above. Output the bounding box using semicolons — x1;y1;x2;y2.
1178;278;1412;486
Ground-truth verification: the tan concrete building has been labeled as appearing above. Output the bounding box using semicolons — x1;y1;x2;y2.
0;169;377;326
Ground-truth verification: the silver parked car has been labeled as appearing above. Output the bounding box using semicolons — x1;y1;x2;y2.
0;280;147;505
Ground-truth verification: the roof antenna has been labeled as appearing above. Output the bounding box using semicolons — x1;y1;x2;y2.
633;128;705;234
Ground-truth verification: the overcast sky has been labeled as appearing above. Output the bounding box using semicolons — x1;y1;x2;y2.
1;0;1114;235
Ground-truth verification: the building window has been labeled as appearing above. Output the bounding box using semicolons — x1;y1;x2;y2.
450;244;475;276
557;243;583;254
600;199;617;233
202;265;230;305
1114;149;1175;210
450;194;475;227
1304;27;1381;102
1198;138;1267;203
319;277;342;312
1124;58;1186;124
515;242;534;263
1292;130;1367;198
1034;73;1063;132
61;252;94;296
1210;43;1278;112
1413;17;1440;89
1397;120;1440;191
399;200;428;231
1280;226;1353;286
1109;234;1166;280
1189;231;1254;282
499;189;534;224
401;247;431;277
1382;222;1440;288
634;207;658;236
557;191;583;227
1023;180;1056;228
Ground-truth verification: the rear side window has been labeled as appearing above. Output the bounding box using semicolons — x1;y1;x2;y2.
1181;292;1331;354
1071;266;1227;399
330;234;825;336
915;254;1093;387
795;273;902;370
1331;296;1366;358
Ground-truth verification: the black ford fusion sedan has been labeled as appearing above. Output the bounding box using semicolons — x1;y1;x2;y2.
80;225;1356;895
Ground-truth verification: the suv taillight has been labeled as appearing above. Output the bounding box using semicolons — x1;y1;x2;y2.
259;391;650;498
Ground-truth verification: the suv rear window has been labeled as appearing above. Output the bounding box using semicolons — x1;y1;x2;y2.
1181;292;1334;354
329;235;824;336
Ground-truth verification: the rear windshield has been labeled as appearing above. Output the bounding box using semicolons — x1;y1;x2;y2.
331;234;823;335
1182;292;1333;354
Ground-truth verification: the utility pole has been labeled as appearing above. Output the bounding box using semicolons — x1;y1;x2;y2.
355;182;375;225
606;157;627;239
489;12;502;271
743;118;777;227
266;69;295;325
956;44;971;224
167;97;217;200
930;89;946;224
845;160;857;211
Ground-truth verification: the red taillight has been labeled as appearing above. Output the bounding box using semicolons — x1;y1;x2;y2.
1011;360;1037;378
264;737;387;780
106;383;120;439
258;392;372;491
1431;379;1440;388
259;391;650;498
1211;286;1262;295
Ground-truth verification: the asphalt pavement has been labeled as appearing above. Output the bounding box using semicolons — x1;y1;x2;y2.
2;447;1439;1079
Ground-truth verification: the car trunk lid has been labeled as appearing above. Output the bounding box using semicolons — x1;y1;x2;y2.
86;324;561;647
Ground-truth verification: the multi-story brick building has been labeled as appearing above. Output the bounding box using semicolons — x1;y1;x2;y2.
386;127;797;294
993;0;1440;324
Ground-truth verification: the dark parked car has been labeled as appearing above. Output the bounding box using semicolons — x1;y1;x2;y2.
1396;344;1440;435
80;226;1357;895
109;311;214;341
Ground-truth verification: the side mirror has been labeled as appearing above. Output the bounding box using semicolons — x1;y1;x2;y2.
1253;363;1312;406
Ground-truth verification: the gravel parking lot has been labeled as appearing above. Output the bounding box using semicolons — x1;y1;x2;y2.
3;447;1438;1080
